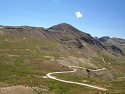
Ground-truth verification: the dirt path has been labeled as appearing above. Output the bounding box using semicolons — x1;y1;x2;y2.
46;66;107;91
101;57;106;63
89;68;106;72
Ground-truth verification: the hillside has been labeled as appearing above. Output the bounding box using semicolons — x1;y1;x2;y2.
98;36;125;56
0;23;125;94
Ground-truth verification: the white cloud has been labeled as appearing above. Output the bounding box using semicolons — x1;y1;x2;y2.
74;11;82;18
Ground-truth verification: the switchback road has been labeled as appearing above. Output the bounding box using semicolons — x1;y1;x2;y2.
46;66;107;91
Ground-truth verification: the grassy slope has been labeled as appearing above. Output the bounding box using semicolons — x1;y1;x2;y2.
0;34;125;94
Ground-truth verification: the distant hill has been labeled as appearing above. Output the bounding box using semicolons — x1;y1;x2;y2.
98;36;125;56
97;36;110;43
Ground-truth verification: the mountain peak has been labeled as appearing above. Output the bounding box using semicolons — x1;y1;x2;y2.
49;23;79;32
98;36;110;42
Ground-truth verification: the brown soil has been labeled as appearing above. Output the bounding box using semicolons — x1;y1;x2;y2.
0;85;49;94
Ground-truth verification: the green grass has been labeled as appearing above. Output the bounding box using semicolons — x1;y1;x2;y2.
46;79;109;94
0;36;125;94
91;55;125;78
52;71;125;93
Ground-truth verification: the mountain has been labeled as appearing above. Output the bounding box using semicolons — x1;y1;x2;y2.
0;23;124;57
49;23;79;32
0;23;107;54
97;36;110;42
98;36;125;45
98;36;125;56
0;23;125;94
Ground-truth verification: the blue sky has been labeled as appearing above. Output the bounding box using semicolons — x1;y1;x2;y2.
0;0;125;38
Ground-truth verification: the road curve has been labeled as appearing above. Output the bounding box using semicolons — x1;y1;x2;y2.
46;66;107;91
89;68;106;72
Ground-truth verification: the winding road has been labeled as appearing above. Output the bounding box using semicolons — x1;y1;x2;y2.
46;66;107;91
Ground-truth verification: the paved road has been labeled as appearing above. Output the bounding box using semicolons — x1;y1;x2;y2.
46;66;107;91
